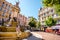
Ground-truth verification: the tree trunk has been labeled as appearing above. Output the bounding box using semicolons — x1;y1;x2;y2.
44;27;47;32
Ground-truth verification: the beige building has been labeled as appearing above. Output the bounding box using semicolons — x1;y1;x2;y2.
0;0;27;27
0;0;12;19
26;17;31;26
18;14;27;26
0;0;20;20
38;7;60;26
0;0;20;26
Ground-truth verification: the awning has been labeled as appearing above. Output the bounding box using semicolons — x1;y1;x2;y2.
51;25;60;29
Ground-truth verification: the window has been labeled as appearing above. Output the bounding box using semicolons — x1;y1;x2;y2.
56;14;58;16
47;12;49;14
44;17;46;20
7;5;9;9
38;15;40;17
7;5;10;10
52;14;54;17
44;13;46;16
0;7;2;11
8;5;10;10
4;9;7;13
42;21;44;23
6;4;7;7
47;12;49;13
9;12;12;14
58;20;60;22
2;2;5;7
51;9;53;12
2;13;4;16
8;6;11;11
2;9;7;16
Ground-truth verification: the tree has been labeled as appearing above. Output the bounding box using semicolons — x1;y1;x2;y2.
42;0;60;15
28;17;36;27
45;17;57;27
36;21;41;28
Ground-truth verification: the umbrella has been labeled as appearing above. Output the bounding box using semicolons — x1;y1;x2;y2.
51;25;60;29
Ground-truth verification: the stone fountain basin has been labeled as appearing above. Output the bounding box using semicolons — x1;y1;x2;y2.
0;32;17;40
0;32;31;40
0;32;17;37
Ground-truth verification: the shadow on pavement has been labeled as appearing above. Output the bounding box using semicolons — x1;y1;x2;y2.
26;35;43;40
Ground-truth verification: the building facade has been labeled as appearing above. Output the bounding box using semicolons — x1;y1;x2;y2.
38;7;60;26
0;0;20;20
0;0;27;27
26;17;31;26
0;0;12;19
18;14;27;27
0;0;20;25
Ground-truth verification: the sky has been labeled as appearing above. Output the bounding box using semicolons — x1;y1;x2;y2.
6;0;42;19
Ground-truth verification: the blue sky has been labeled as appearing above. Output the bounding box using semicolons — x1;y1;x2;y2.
6;0;42;19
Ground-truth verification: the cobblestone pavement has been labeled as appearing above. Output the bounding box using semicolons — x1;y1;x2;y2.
35;32;60;40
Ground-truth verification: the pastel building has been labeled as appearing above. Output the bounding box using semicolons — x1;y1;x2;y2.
0;0;20;21
38;7;60;27
18;14;27;26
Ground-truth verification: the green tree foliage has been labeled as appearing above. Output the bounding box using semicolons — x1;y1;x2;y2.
28;17;36;27
36;21;41;28
42;0;60;14
54;5;60;15
45;17;57;27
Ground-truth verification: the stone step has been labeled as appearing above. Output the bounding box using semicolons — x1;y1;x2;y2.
0;27;17;32
0;32;17;38
0;37;17;40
